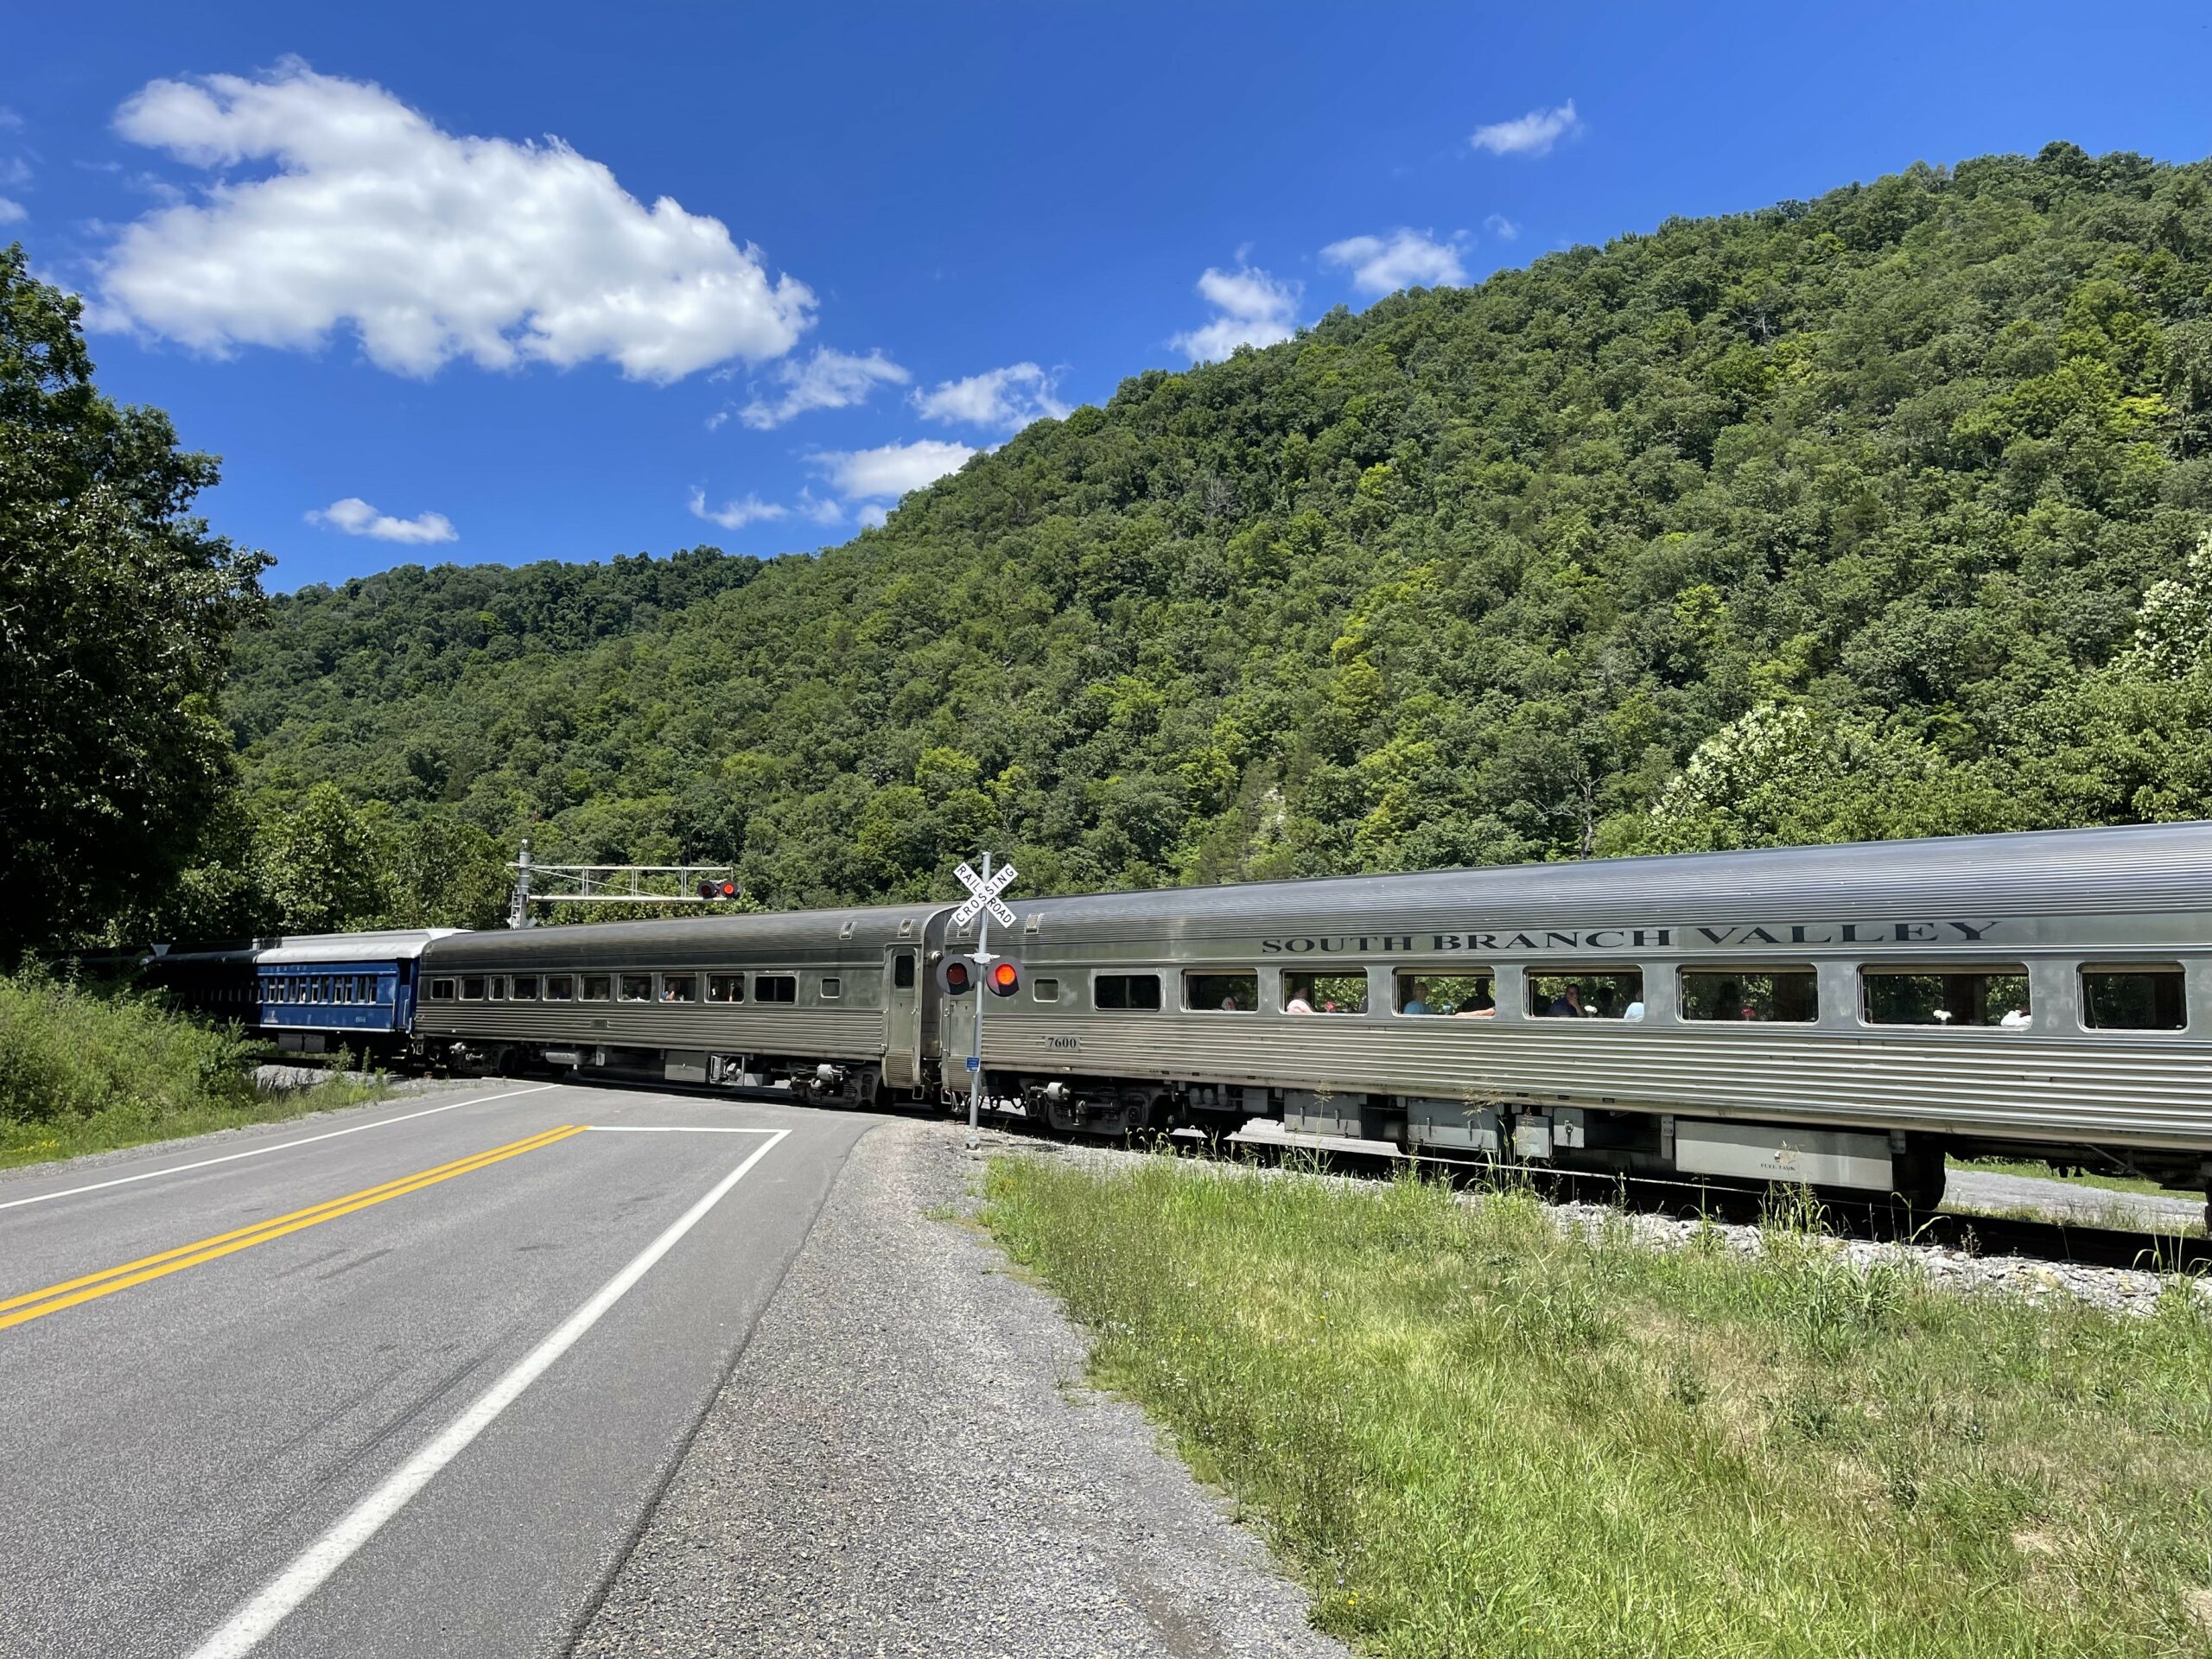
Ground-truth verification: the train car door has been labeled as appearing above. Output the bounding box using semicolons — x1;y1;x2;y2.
885;944;921;1087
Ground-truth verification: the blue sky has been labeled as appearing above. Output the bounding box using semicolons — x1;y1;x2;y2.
9;2;2212;591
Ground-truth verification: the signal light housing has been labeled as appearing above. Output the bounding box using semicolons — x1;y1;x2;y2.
938;957;976;996
696;877;740;901
987;960;1020;998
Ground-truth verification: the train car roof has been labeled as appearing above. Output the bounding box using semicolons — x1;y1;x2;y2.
149;929;467;966
258;930;468;964
984;822;2212;942
419;904;942;969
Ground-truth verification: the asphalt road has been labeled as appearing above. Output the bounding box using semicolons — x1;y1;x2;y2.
0;1081;875;1659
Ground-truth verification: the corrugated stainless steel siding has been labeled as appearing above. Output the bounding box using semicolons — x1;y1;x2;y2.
971;1014;2212;1147
415;1004;887;1059
422;904;946;973
998;823;2212;944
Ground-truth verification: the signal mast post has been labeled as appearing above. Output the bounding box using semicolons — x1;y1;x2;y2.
949;852;1019;1151
968;852;992;1148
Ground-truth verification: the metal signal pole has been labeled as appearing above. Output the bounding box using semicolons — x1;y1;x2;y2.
968;850;992;1149
950;850;1017;1150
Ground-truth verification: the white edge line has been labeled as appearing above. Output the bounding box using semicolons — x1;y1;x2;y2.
583;1126;782;1134
0;1085;561;1213
183;1127;791;1659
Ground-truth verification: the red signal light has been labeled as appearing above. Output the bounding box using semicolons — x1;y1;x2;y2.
938;957;975;995
716;879;738;899
987;961;1020;998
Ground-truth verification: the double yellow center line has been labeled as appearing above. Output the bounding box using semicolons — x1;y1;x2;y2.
1;1124;587;1332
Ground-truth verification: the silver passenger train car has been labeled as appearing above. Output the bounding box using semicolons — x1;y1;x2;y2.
411;823;2212;1213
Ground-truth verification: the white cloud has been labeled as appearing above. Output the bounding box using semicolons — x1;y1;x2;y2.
856;505;888;529
912;362;1069;430
810;438;975;499
97;62;814;382
740;346;908;429
1484;213;1520;241
1170;264;1300;363
0;110;21;132
0;199;22;225
1470;99;1581;158
687;486;787;530
306;496;458;544
1320;228;1467;296
796;488;845;525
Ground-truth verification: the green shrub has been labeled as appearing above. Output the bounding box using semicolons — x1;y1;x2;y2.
0;970;380;1166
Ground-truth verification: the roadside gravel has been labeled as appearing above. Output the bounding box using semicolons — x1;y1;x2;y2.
1945;1166;2204;1231
573;1116;1345;1659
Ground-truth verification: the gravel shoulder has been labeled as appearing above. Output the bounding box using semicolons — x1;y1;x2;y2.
573;1116;1345;1659
1945;1166;2204;1230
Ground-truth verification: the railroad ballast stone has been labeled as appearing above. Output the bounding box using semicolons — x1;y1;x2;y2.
1026;1139;2208;1319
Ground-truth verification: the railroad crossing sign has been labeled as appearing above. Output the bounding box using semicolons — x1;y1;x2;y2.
951;858;1019;931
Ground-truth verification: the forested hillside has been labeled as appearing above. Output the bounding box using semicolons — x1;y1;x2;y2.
219;143;2212;929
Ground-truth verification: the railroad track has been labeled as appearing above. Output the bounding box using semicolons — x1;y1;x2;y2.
1127;1119;2212;1275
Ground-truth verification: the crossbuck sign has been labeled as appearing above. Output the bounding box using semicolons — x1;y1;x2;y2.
951;859;1018;931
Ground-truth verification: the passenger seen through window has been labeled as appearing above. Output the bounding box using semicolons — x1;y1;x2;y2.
1681;970;1817;1022
1527;971;1643;1019
1185;972;1257;1012
1395;972;1495;1017
1861;969;2030;1027
1282;973;1366;1014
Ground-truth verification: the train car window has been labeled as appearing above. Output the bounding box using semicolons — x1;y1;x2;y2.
707;974;746;1003
1527;970;1644;1020
1395;971;1495;1017
819;977;842;1000
1681;969;1817;1022
488;976;509;1001
512;976;539;1001
544;975;575;1001
582;975;612;1001
893;952;916;990
660;975;699;1002
2081;967;2186;1030
461;976;485;1001
619;974;653;1001
428;978;455;1001
1861;968;2031;1028
1185;971;1257;1012
1283;973;1366;1014
1095;973;1161;1011
1033;977;1061;1003
754;975;798;1003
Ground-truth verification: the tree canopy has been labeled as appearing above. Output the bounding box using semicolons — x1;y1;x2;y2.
190;145;2212;927
0;244;267;955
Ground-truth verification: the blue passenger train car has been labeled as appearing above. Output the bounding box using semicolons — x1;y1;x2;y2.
254;931;463;1054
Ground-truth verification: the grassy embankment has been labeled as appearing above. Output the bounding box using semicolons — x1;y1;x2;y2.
0;971;385;1170
985;1156;2212;1658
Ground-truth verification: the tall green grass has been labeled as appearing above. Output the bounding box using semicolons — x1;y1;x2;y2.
985;1156;2212;1658
0;970;383;1168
